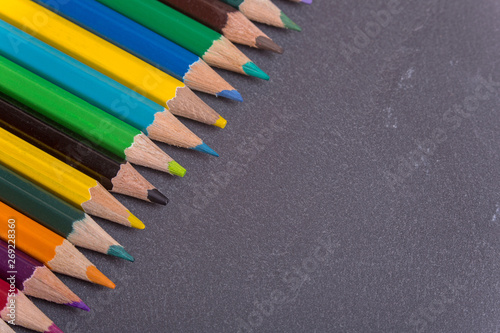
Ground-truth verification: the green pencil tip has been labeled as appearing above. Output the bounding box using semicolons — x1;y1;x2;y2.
168;161;186;177
280;12;302;31
108;245;135;262
242;62;270;80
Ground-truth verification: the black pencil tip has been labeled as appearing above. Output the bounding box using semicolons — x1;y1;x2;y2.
256;36;284;54
147;189;169;205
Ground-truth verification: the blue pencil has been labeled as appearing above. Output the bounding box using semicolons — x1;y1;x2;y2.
0;20;218;156
33;0;242;102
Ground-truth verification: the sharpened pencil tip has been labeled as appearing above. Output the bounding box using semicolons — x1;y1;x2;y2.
255;36;284;54
108;245;135;262
147;189;169;205
242;62;269;80
168;161;186;177
68;300;90;311
214;116;227;129
217;90;243;102
86;266;115;289
128;212;145;229
301;0;312;4
46;324;64;333
192;142;219;157
280;12;302;31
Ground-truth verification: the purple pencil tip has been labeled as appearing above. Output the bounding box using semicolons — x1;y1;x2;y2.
301;0;312;3
68;300;90;311
46;323;64;333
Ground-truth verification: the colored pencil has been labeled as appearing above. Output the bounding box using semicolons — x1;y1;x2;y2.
219;0;301;31
95;0;270;79
0;279;62;333
0;240;89;310
0;21;219;155
287;0;312;3
32;0;242;103
0;163;134;260
0;0;226;128
0;126;144;229
0;202;115;288
0;93;169;205
0;319;15;333
0;56;186;177
156;0;282;52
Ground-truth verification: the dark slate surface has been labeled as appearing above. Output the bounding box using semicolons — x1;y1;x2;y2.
17;0;500;332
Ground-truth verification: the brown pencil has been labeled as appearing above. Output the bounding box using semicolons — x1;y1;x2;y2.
159;0;283;53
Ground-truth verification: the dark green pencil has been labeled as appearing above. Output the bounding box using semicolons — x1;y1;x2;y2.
0;163;134;261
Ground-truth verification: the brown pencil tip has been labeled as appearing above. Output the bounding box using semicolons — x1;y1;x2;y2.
86;266;116;289
256;36;284;54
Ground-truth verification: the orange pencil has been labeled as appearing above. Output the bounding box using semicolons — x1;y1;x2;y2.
0;201;115;288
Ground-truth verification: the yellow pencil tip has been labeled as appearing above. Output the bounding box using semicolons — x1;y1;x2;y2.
128;212;145;229
214;116;227;129
86;266;115;289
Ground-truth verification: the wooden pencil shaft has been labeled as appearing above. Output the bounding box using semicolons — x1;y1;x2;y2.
0;101;161;204
0;20;212;148
0;119;139;226
94;0;269;79
0;0;223;127
218;0;301;31
158;0;236;32
0;161;128;259
0;241;80;308
158;0;281;53
0;162;83;238
0;319;14;333
0;202;115;287
0;55;140;160
97;0;219;56
0;240;42;290
33;0;199;82
0;94;123;190
0;285;56;333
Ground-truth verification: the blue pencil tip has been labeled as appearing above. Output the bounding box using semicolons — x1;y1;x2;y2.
192;143;219;157
217;90;243;102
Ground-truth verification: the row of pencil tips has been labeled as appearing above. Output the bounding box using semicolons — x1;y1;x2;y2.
0;0;310;331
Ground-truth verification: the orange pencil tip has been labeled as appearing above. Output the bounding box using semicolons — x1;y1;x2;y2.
86;266;116;289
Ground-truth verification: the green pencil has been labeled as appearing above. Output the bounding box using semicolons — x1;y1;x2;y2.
0;163;134;261
0;55;186;176
96;0;269;80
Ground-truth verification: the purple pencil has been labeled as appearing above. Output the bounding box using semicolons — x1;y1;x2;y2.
0;240;89;310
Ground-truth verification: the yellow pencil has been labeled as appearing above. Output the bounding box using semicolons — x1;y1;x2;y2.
0;0;226;128
0;127;144;229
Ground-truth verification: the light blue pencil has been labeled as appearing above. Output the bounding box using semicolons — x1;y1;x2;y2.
0;19;218;156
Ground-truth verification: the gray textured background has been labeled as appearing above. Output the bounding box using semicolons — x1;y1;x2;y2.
16;0;500;332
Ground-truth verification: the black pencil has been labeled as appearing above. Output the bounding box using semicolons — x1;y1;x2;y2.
0;94;168;205
158;0;283;53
